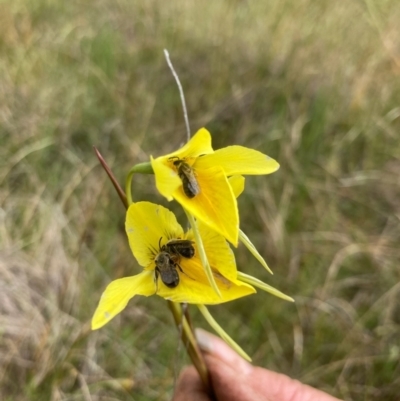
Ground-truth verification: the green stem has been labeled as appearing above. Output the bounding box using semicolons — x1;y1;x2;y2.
125;162;154;205
167;302;212;393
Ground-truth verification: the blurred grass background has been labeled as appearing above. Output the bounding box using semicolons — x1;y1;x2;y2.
1;0;400;399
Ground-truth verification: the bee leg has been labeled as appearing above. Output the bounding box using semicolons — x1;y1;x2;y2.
175;262;184;273
175;262;195;281
154;268;159;294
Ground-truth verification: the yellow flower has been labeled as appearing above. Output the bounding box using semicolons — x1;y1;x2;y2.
150;128;279;246
91;201;255;330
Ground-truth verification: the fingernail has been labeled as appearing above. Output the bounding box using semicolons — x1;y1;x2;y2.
195;328;215;353
195;329;253;375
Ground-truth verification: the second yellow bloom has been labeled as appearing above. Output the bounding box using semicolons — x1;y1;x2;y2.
151;128;279;246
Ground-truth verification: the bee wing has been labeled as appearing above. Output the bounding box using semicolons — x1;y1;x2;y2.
167;239;194;246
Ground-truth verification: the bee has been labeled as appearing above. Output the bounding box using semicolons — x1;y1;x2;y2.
162;238;195;259
154;251;183;289
154;238;195;290
169;157;200;198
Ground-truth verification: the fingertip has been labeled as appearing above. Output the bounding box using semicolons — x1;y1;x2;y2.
195;329;253;375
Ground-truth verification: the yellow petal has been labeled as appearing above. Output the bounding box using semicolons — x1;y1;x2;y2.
150;155;181;201
125;202;184;267
150;128;214;201
195;146;279;176
91;271;154;330
194;220;238;281
166;127;213;159
228;175;245;198
155;257;255;304
185;211;222;298
173;166;239;246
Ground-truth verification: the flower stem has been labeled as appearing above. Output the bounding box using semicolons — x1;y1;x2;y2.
167;301;212;393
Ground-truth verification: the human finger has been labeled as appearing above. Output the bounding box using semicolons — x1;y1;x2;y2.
172;365;211;401
196;329;342;401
